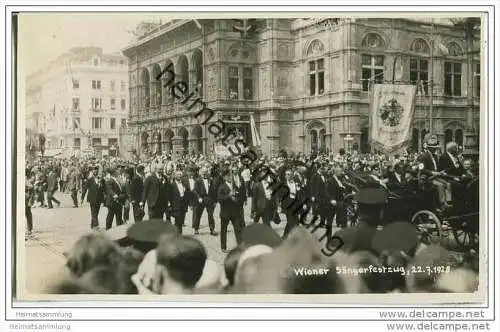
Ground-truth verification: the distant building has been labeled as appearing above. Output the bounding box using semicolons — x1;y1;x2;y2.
122;18;480;157
25;47;129;158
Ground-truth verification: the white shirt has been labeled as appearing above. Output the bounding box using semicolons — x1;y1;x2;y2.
241;168;251;182
262;181;272;200
175;181;184;197
395;173;401;183
428;151;438;171
320;175;325;183
233;176;241;188
203;179;209;193
287;181;297;198
188;178;195;191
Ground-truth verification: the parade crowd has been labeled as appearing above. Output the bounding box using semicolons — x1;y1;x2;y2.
25;134;480;295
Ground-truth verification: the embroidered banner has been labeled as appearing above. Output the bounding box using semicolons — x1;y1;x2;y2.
369;84;417;154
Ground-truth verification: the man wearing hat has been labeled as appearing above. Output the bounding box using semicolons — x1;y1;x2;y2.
418;133;449;210
167;170;189;234
46;166;62;209
130;165;145;222
141;164;165;219
218;170;244;252
81;165;105;230
192;167;218;236
104;167;125;230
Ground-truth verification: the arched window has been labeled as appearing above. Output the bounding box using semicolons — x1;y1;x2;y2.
360;33;386;91
410;38;430;95
445;129;454;144
306;40;325;96
455;129;464;147
310;130;318;153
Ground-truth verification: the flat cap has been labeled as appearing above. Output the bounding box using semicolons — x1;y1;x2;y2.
105;219;179;254
242;223;282;248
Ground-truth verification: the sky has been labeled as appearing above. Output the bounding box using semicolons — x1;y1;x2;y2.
18;13;176;77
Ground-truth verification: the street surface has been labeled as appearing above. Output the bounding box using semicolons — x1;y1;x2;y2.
23;191;292;294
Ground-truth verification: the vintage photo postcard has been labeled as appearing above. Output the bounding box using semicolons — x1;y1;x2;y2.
11;9;490;307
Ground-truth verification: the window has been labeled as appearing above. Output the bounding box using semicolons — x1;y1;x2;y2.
474;63;480;97
93;58;99;66
72;98;80;110
110;118;116;130
74;117;80;129
119;60;125;65
72;79;79;89
91;97;102;110
120;81;126;91
120;119;127;128
229;66;239;99
110;80;116;91
308;59;325;96
91;117;102;129
410;58;429;95
74;138;81;149
243;67;253;100
361;54;384;91
92;138;101;146
108;138;118;147
110;98;116;110
444;61;462;96
92;80;101;90
121;99;126;110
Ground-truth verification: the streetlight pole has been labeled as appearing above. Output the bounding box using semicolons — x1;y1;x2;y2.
429;19;435;134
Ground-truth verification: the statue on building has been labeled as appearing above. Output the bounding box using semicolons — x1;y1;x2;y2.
232;19;258;38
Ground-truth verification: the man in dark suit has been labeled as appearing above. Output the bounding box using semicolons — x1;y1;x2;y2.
141;164;165;219
230;165;247;228
104;168;125;230
327;166;348;231
251;176;278;226
218;170;244;252
280;169;302;237
130;164;145;222
418;134;450;209
439;142;465;177
184;167;198;228
81;165;105;230
66;166;80;208
439;141;466;205
168;170;189;234
310;165;329;227
192;168;218;236
46;167;61;209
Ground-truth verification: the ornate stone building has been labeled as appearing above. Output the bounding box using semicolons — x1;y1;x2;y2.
122;18;480;158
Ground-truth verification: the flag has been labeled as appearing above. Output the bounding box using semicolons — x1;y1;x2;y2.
369;83;417;155
250;114;261;147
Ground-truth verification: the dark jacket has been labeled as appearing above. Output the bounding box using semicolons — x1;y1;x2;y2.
83;176;105;204
47;171;59;192
251;181;277;216
167;180;189;216
418;150;439;174
193;177;218;206
439;152;465;177
105;177;125;207
141;174;161;208
217;181;243;219
130;173;144;203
